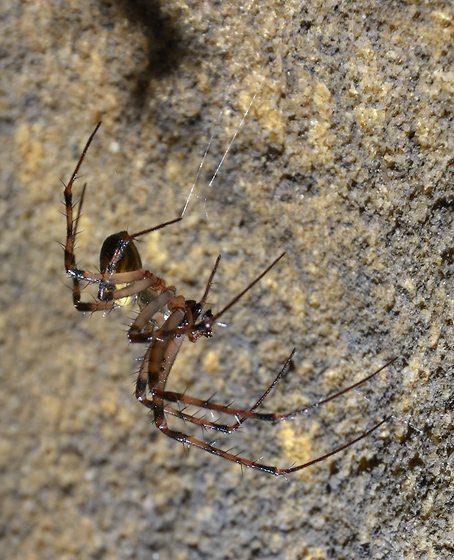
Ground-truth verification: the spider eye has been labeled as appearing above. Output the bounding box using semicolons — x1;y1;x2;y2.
100;232;143;274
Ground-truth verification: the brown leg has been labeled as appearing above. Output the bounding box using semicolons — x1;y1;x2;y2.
148;358;397;424
154;410;391;476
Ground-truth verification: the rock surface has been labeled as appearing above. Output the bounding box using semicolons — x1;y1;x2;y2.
2;1;454;558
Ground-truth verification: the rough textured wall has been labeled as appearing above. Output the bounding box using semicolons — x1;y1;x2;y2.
2;1;454;558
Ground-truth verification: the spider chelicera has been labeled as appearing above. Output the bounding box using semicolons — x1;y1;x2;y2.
63;122;396;475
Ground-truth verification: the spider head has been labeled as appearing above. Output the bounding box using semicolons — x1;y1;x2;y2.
186;301;214;340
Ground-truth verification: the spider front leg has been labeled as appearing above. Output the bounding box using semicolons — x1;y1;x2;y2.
63;124;110;312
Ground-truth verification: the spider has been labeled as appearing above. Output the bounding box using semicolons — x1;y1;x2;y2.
63;122;396;476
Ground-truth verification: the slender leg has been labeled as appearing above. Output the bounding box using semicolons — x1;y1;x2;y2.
63;124;102;312
150;350;296;434
64;123;102;279
155;413;391;476
146;358;397;424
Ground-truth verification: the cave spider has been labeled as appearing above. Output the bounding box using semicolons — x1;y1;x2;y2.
63;122;396;476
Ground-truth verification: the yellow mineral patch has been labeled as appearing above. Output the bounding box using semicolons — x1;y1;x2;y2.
14;122;45;186
203;350;221;375
279;420;321;470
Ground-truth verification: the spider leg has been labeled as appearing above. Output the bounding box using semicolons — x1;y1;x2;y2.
163;404;234;433
128;289;177;341
199;255;221;305
63;266;165;313
64;123;102;277
222;348;296;431
135;258;227;426
135;300;187;406
65;249;180;313
150;357;397;423
158;349;296;434
138;310;393;475
154;407;391;476
61;123;130;312
62;123;102;311
64;122;119;311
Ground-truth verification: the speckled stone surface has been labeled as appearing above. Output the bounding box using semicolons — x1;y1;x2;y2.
2;1;454;558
